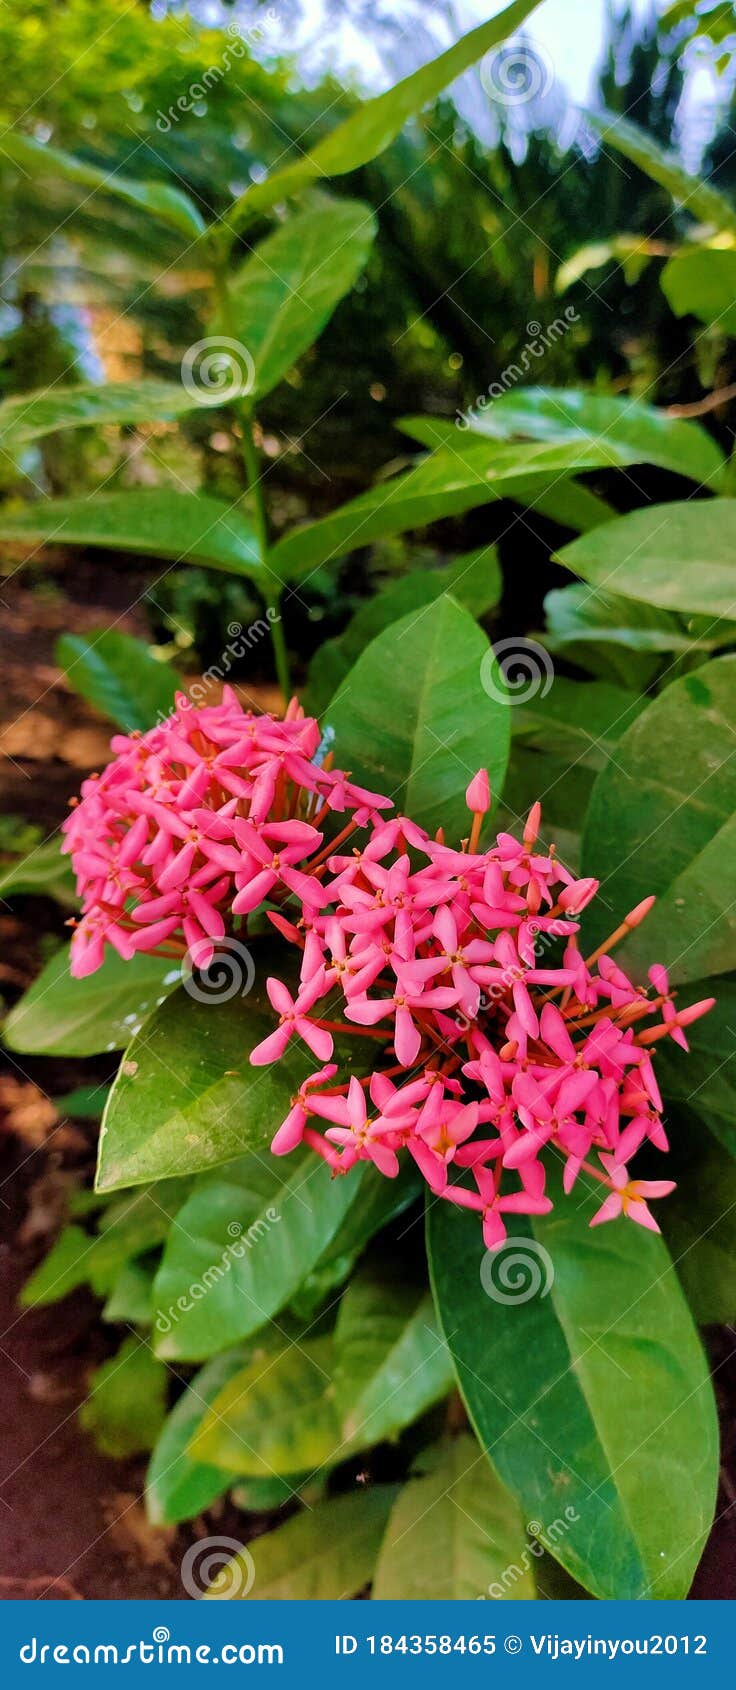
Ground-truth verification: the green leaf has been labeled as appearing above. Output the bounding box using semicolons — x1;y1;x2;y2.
226;202;376;400
192;1336;343;1473
147;1347;262;1525
4;943;180;1057
224;0;543;233
543;582;729;693
656;981;736;1158
333;1268;453;1448
304;546;501;714
372;1435;535;1600
80;1336;168;1458
97;962;366;1191
0;492;264;583
268;437;640;582
55;630;177;731
20;1225;94;1307
325;594;510;838
204;1488;398;1600
662;1116;736;1325
427;1173;718;1600
0;381;198;448
661;247;736;337
151;1154;365;1360
558;500;736;620
588;110;736;237
2;132;205;238
102;1259;155;1327
290;1162;422;1321
0;836;76;907
581;656;736;982
402;390;724;487
21;1181;190;1307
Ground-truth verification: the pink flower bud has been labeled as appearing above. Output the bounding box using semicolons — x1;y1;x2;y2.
466;769;491;815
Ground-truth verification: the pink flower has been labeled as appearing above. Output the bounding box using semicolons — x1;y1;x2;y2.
250;975;333;1065
590;1155;676;1233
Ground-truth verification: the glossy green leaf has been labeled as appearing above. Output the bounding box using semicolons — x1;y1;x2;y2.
304;546;501;714
427;1173;718;1600
225;0;543;233
147;1346;266;1525
662;1116;736;1325
152;1155;365;1360
268;437;642;582
402;390;724;487
226;201;376;400
372;1435;535;1600
656;981;736;1159
97;962;365;1190
290;1161;422;1321
325;594;510;838
0;836;76;907
192;1336;343;1473
0;492;264;582
80;1336;168;1459
55;630;177;731
205;1488;398;1600
4;943;179;1057
661;247;736;337
588;110;736;236
3;132;205;238
581;656;736;982
558;500;736;620
0;380;197;448
333;1269;453;1449
543;582;730;692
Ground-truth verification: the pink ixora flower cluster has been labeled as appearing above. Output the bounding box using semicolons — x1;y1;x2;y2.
64;695;713;1249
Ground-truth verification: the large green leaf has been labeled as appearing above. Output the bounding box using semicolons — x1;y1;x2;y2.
152;1156;365;1360
79;1337;168;1459
147;1346;272;1526
661;247;736;337
0;381;197;448
0;492;264;583
372;1435;535;1600
304;547;501;715
543;582;731;693
290;1161;422;1321
96;964;365;1191
581;656;736;982
204;1488;398;1600
224;0;543;234
402;391;724;487
657;981;736;1158
427;1174;718;1600
225;202;376;400
558;500;736;621
662;1114;736;1325
325;594;510;839
2;132;205;238
4;943;179;1057
55;631;177;731
192;1335;344;1472
588;110;736;237
333;1267;453;1448
268;437;643;582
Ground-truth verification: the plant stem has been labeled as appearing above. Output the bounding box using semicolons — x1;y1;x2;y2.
240;419;291;700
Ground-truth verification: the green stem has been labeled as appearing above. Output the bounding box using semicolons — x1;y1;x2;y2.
240;421;290;700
